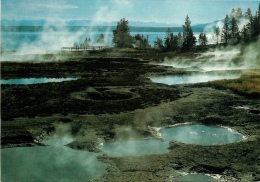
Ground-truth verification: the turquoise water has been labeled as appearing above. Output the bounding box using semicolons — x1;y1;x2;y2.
150;73;240;85
1;146;106;182
102;124;243;156
2;124;243;181
1;78;77;85
174;174;217;181
161;124;243;146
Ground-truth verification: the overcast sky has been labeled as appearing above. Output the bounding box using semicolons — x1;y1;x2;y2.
2;0;260;25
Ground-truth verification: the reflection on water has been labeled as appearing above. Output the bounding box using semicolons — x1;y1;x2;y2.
1;78;77;85
150;72;240;85
102;139;169;157
1;146;106;182
174;174;217;181
161;124;243;146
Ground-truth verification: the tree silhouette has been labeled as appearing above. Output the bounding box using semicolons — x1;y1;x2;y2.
133;34;150;48
154;36;163;48
112;18;133;48
214;26;220;44
97;33;106;45
182;16;196;51
198;33;207;46
230;17;240;45
221;15;230;45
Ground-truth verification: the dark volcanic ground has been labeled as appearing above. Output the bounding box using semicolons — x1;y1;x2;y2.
1;52;260;181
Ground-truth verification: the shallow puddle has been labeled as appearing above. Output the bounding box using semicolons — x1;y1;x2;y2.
161;124;243;146
1;146;106;182
150;72;240;85
174;174;217;181
1;77;77;85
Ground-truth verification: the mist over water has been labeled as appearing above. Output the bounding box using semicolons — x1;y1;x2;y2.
102;139;169;156
161;124;243;146
150;72;241;85
102;124;243;157
1;146;106;182
1;28;201;53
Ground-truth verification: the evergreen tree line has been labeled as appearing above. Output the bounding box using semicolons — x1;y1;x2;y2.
113;16;196;51
74;33;107;48
219;4;260;45
76;4;259;51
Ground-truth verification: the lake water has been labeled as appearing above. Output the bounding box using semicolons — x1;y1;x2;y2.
1;31;201;51
1;146;107;182
1;78;77;85
174;174;217;181
150;72;240;85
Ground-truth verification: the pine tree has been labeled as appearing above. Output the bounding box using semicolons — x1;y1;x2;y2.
252;10;260;38
221;15;230;45
177;32;183;48
241;25;251;44
133;34;150;48
164;28;172;50
97;33;106;45
198;33;207;46
164;28;179;51
154;36;163;48
214;26;220;44
245;8;252;20
182;15;196;51
84;37;91;47
112;18;133;48
230;17;240;44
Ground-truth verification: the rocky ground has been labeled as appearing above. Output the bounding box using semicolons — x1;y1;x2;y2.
1;49;260;181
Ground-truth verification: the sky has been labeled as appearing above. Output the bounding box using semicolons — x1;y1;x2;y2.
1;0;260;25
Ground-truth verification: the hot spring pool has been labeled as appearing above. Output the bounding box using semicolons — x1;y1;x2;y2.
161;124;243;146
2;124;243;181
150;72;240;85
102;124;243;156
174;174;217;181
1;77;77;85
1;146;106;182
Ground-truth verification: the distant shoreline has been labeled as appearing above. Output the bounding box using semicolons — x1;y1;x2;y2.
1;26;204;33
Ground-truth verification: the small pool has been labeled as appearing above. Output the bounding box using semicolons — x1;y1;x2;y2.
102;124;243;156
1;146;106;182
174;174;217;181
150;72;240;85
161;124;243;146
1;77;77;85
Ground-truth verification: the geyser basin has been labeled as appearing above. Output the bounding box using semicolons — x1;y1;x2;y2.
150;72;240;85
102;139;169;156
174;174;217;181
1;77;77;85
1;146;106;182
102;124;243;157
160;124;243;145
